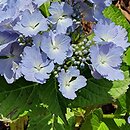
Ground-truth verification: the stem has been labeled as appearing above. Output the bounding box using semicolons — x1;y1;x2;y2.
103;113;126;118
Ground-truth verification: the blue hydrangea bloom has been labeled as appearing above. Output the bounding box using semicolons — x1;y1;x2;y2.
40;31;71;64
48;2;73;34
7;0;34;13
33;0;48;7
93;20;129;50
89;42;124;81
0;0;34;26
21;46;54;84
32;33;43;48
0;7;16;25
88;0;112;6
13;10;48;36
78;2;95;22
0;30;19;51
0;43;23;83
88;0;112;20
58;67;87;99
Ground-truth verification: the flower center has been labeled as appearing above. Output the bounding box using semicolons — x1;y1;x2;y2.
34;64;43;71
99;55;108;66
29;23;39;29
65;82;70;87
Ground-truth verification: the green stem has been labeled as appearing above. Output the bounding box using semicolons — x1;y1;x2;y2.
103;113;126;118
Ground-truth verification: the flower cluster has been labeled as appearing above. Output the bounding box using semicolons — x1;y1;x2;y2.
0;0;129;99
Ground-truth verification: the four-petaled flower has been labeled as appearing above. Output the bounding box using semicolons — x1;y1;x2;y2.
21;46;54;84
40;31;71;64
48;2;73;34
93;20;129;50
58;66;87;99
90;42;124;81
13;10;48;36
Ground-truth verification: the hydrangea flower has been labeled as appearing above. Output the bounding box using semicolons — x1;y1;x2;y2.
13;10;48;36
93;20;129;50
78;2;95;22
7;0;34;13
33;0;48;7
32;33;43;48
40;31;71;64
89;42;124;81
0;7;16;25
0;42;23;83
88;0;112;20
48;2;73;34
21;46;54;84
58;66;87;99
0;30;19;51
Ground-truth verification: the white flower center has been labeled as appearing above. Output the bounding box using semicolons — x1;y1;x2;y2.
29;22;39;29
34;64;43;71
101;34;113;42
98;55;108;66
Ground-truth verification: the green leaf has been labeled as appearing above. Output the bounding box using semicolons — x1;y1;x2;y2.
98;122;109;130
114;118;126;127
0;75;67;125
108;71;130;99
81;109;110;130
28;105;52;130
71;71;130;108
0;77;39;120
103;5;130;42
39;1;50;17
38;76;67;123
80;109;102;130
102;118;120;130
115;87;130;114
123;48;130;66
28;106;75;130
126;88;130;112
71;78;112;108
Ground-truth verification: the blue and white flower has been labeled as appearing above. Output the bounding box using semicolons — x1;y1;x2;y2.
0;30;19;51
21;46;54;84
13;10;48;36
40;31;71;64
0;42;23;83
33;0;48;7
58;66;87;99
48;2;73;34
93;20;129;50
90;42;124;81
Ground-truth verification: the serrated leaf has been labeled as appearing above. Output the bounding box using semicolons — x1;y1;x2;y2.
71;71;130;108
0;77;39;120
108;71;130;99
123;48;130;66
0;75;67;126
114;118;126;127
38;76;67;123
103;5;130;42
71;78;113;108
